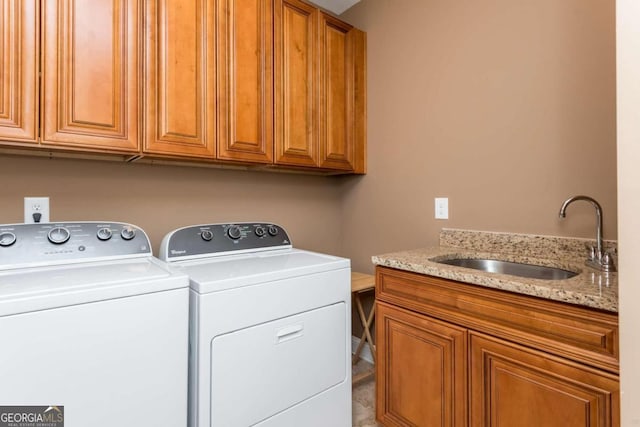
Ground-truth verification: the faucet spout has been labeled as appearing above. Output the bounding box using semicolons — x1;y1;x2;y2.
558;195;610;271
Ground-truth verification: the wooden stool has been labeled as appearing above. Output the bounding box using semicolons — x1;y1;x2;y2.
351;272;376;386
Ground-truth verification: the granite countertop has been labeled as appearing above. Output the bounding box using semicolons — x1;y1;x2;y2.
371;229;618;313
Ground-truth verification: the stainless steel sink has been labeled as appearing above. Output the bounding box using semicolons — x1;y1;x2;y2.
434;258;578;280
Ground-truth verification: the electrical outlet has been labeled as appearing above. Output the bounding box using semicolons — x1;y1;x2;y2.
435;197;448;219
24;197;50;223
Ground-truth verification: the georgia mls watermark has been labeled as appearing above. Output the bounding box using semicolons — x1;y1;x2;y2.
0;406;64;427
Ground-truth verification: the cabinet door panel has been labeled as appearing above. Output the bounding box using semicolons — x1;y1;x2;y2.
217;0;273;163
42;0;139;152
274;0;318;167
144;0;216;158
376;302;468;427
470;332;619;427
0;0;38;143
319;13;353;171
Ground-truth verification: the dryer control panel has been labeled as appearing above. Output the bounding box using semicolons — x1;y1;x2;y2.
160;223;292;262
0;222;151;270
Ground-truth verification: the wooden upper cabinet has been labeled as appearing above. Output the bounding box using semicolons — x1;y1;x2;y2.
217;0;273;163
319;13;354;171
274;0;318;168
0;0;38;144
274;6;366;172
1;0;365;172
41;0;140;152
144;0;216;158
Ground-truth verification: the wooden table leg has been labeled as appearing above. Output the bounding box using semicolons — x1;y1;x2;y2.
363;302;376;362
353;290;376;364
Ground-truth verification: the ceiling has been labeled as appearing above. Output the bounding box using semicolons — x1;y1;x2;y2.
307;0;361;15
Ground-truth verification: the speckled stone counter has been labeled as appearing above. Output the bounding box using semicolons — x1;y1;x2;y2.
372;229;618;313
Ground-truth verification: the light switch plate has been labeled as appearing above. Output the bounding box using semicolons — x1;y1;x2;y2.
435;197;448;219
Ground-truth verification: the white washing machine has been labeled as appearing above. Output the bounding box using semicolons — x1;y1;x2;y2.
0;222;189;427
159;222;351;427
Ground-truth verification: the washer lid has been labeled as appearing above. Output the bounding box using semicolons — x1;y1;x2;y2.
174;249;350;293
0;258;188;316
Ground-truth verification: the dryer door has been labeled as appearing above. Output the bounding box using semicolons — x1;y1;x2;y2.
210;302;347;426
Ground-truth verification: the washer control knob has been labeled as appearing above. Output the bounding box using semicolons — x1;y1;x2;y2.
227;225;241;240
121;227;136;241
255;226;266;237
97;228;113;241
48;227;71;244
268;225;279;236
201;230;214;241
0;232;17;247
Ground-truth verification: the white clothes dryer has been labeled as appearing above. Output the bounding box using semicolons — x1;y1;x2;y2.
159;222;351;427
0;222;189;427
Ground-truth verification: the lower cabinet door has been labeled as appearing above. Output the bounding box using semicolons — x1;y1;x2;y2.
376;301;468;427
469;332;620;427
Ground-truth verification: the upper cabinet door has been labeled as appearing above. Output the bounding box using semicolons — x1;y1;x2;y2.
217;0;273;163
41;0;140;152
144;0;216;158
0;0;38;143
319;13;354;171
274;0;318;168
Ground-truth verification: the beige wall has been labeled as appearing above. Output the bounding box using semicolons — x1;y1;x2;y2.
617;0;640;423
340;0;617;274
0;156;344;256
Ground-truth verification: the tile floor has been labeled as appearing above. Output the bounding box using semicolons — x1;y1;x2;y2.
352;360;382;427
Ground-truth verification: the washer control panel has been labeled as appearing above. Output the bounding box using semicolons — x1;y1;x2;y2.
161;222;291;261
0;222;151;269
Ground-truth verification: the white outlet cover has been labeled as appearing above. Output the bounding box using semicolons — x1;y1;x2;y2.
24;197;50;223
435;197;449;220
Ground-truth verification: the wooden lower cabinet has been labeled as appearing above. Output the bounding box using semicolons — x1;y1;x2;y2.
469;333;619;427
375;266;620;427
376;302;467;427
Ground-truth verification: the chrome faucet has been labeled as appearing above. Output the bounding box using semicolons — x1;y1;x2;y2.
558;195;615;272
